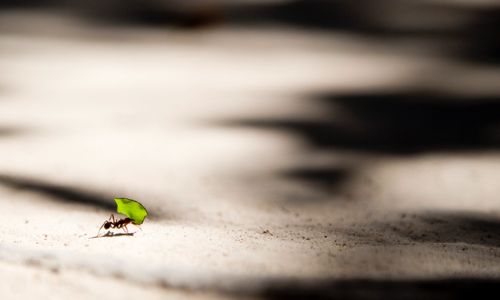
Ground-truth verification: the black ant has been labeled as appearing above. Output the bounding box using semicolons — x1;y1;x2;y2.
97;213;142;237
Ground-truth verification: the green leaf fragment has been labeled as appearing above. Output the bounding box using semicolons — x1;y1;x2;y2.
115;198;148;225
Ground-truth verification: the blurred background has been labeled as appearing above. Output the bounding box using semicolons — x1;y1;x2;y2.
1;1;500;299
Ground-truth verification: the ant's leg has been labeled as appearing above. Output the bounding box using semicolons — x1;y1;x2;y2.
122;224;129;234
97;221;107;237
132;223;142;231
96;214;116;237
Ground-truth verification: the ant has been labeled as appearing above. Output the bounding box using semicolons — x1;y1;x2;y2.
97;213;142;237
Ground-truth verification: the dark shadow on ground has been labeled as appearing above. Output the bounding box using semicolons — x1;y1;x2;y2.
228;1;500;65
0;127;24;138
224;92;500;155
390;211;500;248
331;93;500;154
280;167;350;196
1;1;499;62
220;91;500;194
331;211;500;249
261;278;496;300
460;7;500;65
0;174;116;211
264;211;500;299
229;0;477;35
0;0;49;8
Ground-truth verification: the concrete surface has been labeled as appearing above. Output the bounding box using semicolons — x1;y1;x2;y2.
1;7;500;300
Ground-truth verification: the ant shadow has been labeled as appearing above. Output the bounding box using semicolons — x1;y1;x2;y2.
89;231;136;239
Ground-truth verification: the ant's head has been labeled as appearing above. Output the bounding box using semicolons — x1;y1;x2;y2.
104;221;112;230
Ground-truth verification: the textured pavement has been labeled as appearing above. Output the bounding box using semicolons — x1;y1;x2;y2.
1;6;500;299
